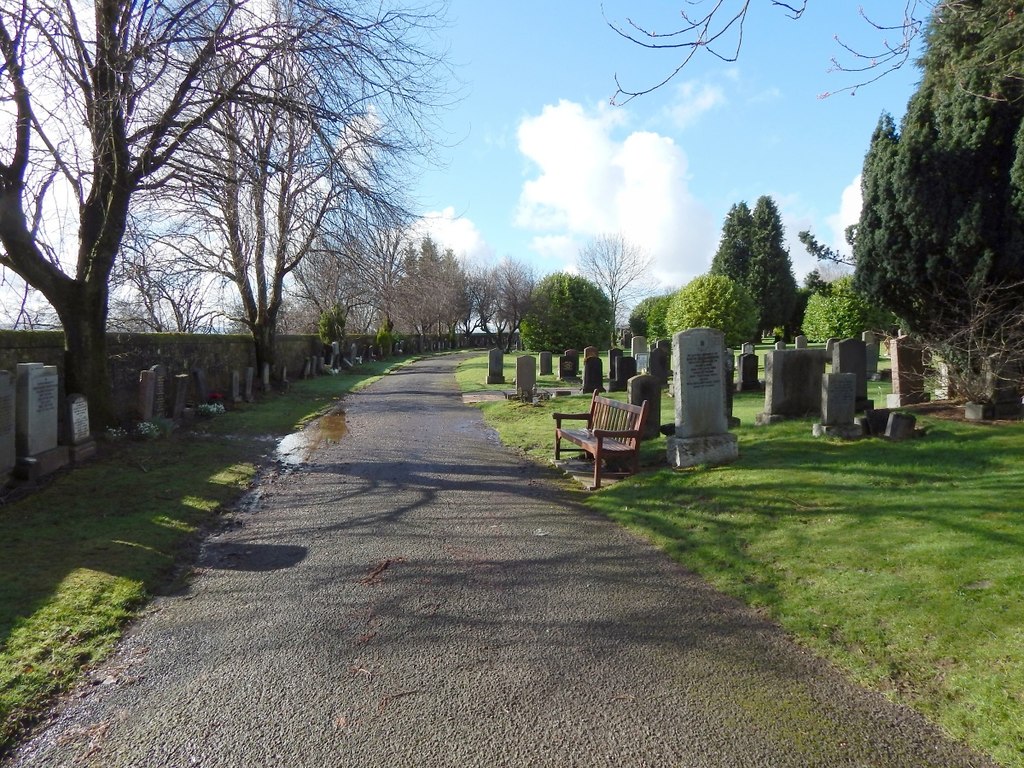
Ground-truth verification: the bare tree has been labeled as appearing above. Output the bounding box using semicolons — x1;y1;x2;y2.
577;233;654;340
605;1;935;104
493;257;536;351
109;213;223;333
0;0;448;422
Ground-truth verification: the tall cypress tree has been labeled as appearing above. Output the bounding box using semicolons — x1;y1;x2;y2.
710;202;754;283
747;195;798;336
854;1;1024;355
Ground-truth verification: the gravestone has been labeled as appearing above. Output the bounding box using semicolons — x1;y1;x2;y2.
737;353;760;392
172;374;189;419
331;341;340;368
244;367;255;402
539;351;553;376
486;348;505;385
794;335;808;349
563;349;580;377
515;355;536;400
648;346;670;388
886;335;929;407
833;338;871;412
138;369;156;421
657;338;671;354
741;342;755;356
628;373;660;440
980;354;1022;419
825;337;839;358
65;393;96;462
885;411;917;440
813;373;862;439
862;331;880;378
583;346;599;360
15;363;68;479
150;364;167;419
666;328;738;468
231;370;241;403
607;348;623;388
723;350;738;427
302;357;312;379
581;356;604;395
755;348;828;425
261;363;271;391
191;368;209;404
0;372;14;477
630;336;648;359
774;341;786;350
620;329;632;349
612;356;637;392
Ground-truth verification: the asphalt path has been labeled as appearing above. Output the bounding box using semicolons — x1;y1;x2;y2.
7;355;996;767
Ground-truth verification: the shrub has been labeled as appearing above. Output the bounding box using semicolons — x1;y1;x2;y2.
665;274;758;347
801;276;892;342
520;273;613;351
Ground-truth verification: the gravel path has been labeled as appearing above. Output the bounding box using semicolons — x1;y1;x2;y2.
7;355;995;767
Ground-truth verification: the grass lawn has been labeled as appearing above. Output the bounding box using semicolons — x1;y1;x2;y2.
0;356;413;754
458;351;1024;768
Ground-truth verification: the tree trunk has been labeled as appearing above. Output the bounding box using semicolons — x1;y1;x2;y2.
252;321;277;378
57;289;116;427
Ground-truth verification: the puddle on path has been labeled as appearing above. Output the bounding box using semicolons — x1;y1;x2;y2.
276;411;348;466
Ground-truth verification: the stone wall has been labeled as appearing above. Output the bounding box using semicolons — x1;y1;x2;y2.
0;331;329;423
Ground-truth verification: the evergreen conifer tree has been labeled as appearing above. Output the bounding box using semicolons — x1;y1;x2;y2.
854;1;1024;364
747;196;798;336
710;202;754;283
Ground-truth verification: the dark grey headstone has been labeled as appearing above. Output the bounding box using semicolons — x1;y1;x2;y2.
539;351;553;376
581;356;603;395
628;373;660;440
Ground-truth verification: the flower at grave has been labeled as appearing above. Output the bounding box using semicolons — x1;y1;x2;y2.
197;402;226;417
104;427;128;441
134;421;162;440
208;391;224;403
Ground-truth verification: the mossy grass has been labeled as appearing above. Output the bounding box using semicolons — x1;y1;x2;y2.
458;353;1024;767
0;355;412;754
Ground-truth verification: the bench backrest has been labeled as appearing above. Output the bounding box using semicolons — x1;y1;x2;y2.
590;393;648;445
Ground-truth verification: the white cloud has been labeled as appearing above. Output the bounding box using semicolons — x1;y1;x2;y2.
515;100;715;291
667;80;726;128
827;174;862;260
414;207;495;265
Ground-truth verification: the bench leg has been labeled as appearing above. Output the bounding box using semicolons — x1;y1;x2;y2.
554;434;561;460
592;446;602;489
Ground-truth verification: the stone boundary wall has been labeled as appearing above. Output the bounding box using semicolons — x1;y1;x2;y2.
0;331;346;424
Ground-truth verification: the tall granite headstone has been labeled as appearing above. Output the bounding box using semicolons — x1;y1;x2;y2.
862;331;880;378
612;356;636;392
15;363;67;478
737;353;760;392
666;329;738;468
755;348;828;425
486;348;505;385
628;373;660;440
886;335;929;407
607;348;623;387
0;371;14;477
833;338;871;412
813;373;862;439
630;336;648;359
65;393;97;462
138;369;156;421
515;355;536;400
648;346;670;388
581;356;604;395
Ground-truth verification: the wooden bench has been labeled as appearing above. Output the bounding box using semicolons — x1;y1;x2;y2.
553;391;649;489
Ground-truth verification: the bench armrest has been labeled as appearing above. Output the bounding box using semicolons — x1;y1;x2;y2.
553;412;591;428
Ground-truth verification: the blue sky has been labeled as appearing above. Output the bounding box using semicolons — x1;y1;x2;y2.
412;0;925;292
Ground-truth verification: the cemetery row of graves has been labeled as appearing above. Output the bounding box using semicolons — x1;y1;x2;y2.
461;331;1024;767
